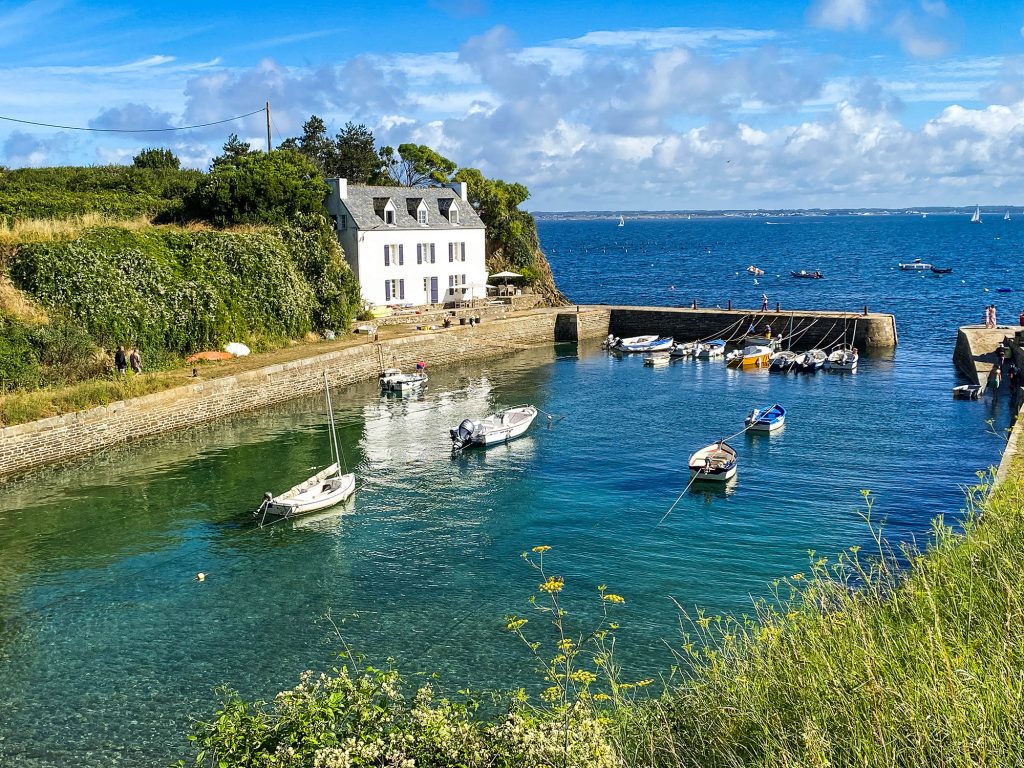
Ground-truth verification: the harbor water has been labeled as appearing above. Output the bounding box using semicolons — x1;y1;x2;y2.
0;214;1016;766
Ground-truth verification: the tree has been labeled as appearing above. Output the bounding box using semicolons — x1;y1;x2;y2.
183;149;329;227
132;147;180;170
383;143;457;187
334;122;387;183
212;133;253;170
279;115;339;176
454;167;535;268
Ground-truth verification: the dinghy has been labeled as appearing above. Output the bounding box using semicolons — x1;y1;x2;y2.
257;373;355;523
798;348;827;372
745;403;786;432
695;339;726;359
669;341;696;358
791;270;823;279
450;405;539;451
769;350;798;371
930;266;953;274
688;441;738;482
952;384;984;400
617;335;674;353
643;352;671;367
379;367;428;394
826;345;859;372
727;344;773;369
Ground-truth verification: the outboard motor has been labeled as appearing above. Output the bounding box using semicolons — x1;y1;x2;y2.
450;419;477;450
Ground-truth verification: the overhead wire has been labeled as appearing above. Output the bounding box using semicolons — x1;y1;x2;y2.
0;108;266;133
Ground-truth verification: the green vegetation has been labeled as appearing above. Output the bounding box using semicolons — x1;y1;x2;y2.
183;464;1024;767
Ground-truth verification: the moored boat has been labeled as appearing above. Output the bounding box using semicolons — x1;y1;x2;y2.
643;352;671;367
616;335;675;353
727;344;773;369
791;270;823;279
826;345;859;372
695;339;726;359
450;405;539;451
798;348;827;371
745;403;786;432
930;266;953;274
669;341;696;358
257;373;356;523
747;265;765;276
688;441;738;482
379;366;428;393
769;350;798;371
899;259;932;270
952;384;984;400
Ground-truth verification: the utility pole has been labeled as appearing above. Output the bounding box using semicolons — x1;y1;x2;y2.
265;101;272;152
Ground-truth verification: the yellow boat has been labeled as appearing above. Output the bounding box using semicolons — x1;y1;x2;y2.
726;345;772;369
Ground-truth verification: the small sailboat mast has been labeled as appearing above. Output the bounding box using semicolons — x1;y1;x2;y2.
618;215;625;227
971;205;982;224
324;371;342;469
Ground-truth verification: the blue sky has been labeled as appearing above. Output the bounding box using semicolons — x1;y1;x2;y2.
2;0;1024;209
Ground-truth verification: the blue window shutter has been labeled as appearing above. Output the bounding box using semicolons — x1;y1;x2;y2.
385;280;391;301
462;273;466;285
449;243;453;262
399;279;405;300
384;245;390;266
430;243;436;263
417;244;422;264
461;242;466;261
399;244;404;265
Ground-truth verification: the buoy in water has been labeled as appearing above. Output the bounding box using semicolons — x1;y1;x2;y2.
196;573;206;582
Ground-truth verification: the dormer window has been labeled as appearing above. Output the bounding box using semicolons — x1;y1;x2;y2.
449;205;459;225
385;208;395;225
376;197;398;225
418;208;428;224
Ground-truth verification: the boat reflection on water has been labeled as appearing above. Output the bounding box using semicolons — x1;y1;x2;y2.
688;476;738;503
451;435;539;467
289;495;358;530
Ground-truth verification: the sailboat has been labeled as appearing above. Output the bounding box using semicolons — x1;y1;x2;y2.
618;215;625;227
971;205;982;224
256;372;356;523
1005;210;1011;221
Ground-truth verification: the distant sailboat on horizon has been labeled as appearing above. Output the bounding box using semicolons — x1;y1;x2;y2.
618;215;625;227
1005;210;1011;221
971;205;982;224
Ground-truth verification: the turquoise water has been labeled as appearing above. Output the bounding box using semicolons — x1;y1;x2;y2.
0;215;1015;765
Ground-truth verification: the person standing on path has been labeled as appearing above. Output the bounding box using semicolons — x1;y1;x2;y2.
129;347;142;374
761;293;769;312
114;346;127;375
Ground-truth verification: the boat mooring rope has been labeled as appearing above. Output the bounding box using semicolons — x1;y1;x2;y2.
658;420;759;526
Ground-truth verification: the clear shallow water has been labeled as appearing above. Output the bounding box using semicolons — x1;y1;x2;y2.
0;214;1015;766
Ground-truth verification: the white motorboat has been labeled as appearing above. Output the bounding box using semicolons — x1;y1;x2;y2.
952;384;984;400
826;345;859;371
450;405;538;451
617;335;674;353
695;339;726;359
798;348;827;372
379;367;428;393
257;373;355;523
688;441;738;482
643;352;671;367
727;344;773;369
769;350;798;371
747;265;764;276
669;342;696;358
899;259;932;270
745;403;786;432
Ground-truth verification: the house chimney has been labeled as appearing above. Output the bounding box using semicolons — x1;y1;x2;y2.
445;181;468;202
326;177;348;200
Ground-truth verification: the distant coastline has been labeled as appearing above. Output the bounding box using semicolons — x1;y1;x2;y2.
532;207;1017;221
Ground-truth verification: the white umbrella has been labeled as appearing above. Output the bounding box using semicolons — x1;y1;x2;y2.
490;270;522;279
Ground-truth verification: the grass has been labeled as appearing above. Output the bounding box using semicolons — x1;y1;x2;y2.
610;467;1024;767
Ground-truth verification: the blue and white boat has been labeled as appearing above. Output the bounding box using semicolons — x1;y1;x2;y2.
745;403;786;432
695;339;726;359
616;335;674;353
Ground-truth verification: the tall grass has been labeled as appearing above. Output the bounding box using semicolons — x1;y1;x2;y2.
613;479;1024;767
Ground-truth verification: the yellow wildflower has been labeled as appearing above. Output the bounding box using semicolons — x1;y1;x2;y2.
531;545;552;553
602;594;625;604
539;576;564;594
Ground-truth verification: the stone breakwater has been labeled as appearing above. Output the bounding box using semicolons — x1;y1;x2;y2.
0;304;896;480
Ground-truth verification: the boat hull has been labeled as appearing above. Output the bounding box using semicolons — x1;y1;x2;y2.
688;441;738;482
451;406;539;450
262;466;356;518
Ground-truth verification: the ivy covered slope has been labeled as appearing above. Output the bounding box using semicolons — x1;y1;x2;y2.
0;147;361;398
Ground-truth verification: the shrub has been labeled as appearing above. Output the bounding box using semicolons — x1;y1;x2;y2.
0;313;41;391
30;320;102;384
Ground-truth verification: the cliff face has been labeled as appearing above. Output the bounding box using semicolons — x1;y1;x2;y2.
484;223;569;308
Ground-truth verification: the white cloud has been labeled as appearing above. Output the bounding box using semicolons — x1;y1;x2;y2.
808;0;874;30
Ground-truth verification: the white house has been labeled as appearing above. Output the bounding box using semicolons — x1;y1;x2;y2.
324;178;488;308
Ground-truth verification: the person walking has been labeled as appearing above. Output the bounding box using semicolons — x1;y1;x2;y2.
761;293;769;312
114;345;127;375
129;347;142;374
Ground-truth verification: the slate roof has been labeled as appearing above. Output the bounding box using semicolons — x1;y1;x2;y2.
341;185;485;231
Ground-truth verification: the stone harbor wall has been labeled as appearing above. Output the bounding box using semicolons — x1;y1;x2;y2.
0;308;612;480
